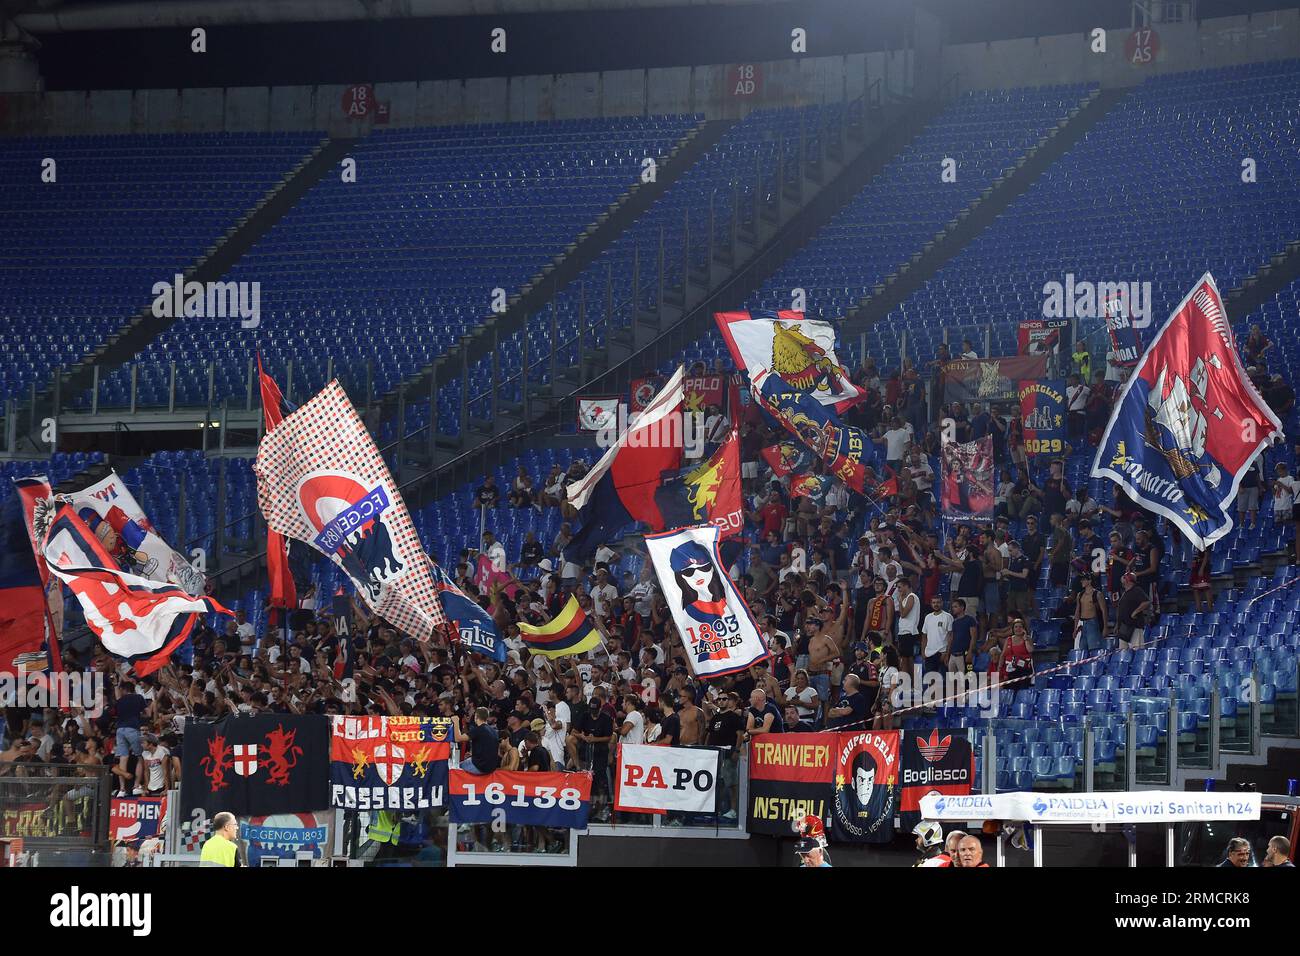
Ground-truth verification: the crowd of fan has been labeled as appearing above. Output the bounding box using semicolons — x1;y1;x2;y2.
2;327;1297;843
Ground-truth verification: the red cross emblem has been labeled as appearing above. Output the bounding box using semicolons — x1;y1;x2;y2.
373;743;405;785
233;744;259;777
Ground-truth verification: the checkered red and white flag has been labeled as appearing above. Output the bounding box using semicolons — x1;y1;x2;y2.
254;380;446;641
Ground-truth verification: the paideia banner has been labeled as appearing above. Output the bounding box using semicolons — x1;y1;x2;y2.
919;790;1261;824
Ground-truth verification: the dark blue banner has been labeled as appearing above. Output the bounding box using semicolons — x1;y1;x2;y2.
448;769;592;829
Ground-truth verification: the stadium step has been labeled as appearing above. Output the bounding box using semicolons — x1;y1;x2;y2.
841;85;1127;337
9;134;359;456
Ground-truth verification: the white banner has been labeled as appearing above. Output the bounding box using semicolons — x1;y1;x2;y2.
576;397;621;431
67;471;205;596
920;790;1262;824
644;524;769;679
614;744;720;814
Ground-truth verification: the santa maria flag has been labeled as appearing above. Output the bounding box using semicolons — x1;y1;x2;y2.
715;310;862;412
564;366;685;560
1091;273;1282;549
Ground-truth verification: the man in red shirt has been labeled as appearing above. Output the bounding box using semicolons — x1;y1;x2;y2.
750;488;788;539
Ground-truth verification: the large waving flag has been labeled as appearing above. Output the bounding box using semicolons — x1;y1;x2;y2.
644;524;769;679
654;426;744;539
429;561;505;662
517;596;601;659
258;355;297;612
715;310;862;412
40;502;231;675
63;469;206;597
564;366;685;560
1092;273;1282;549
254;380;447;641
751;368;876;493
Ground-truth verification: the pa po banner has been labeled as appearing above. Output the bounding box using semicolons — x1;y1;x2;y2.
644;524;770;679
448;769;591;829
254;379;447;641
329;715;453;811
180;715;331;819
942;355;1049;403
614;744;720;815
1019;380;1066;457
577;396;620;431
830;730;900;843
1106;298;1144;368
940;436;994;524
746;733;835;836
898;729;974;832
240;811;332;867
1017;318;1070;357
110;795;168;843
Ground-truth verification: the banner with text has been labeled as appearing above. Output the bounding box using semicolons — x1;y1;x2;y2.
746;733;835;836
615;744;720;815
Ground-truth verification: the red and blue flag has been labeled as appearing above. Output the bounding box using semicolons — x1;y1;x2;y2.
448;769;592;829
1092;273;1283;549
429;561;505;661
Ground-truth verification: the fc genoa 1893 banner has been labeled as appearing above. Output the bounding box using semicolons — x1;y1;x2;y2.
181;715;330;818
830;730;900;843
329;715;453;810
746;733;835;835
615;744;720;815
447;769;592;829
898;729;974;832
644;524;770;679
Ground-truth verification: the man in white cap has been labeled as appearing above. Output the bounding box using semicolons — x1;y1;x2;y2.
913;820;952;867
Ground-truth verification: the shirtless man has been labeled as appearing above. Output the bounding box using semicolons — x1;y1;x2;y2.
807;614;843;721
677;687;704;745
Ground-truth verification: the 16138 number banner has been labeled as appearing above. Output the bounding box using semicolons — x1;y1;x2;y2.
447;770;592;829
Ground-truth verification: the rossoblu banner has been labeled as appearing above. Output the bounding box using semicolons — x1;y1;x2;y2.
919;790;1262;824
614;744;720;815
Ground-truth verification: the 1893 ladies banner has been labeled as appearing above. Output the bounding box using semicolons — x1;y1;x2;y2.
644;524;770;679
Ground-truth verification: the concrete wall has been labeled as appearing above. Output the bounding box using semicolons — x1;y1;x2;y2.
946;9;1300;94
0;52;893;136
1;10;1297;137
